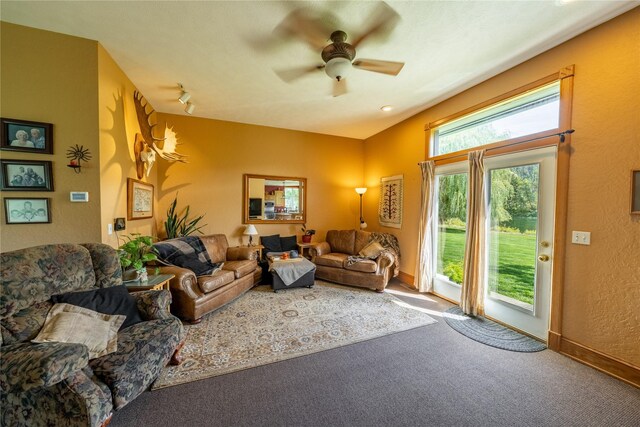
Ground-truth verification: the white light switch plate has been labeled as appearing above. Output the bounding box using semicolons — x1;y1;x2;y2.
572;231;591;245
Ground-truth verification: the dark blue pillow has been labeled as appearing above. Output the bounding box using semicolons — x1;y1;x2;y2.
261;234;282;253
51;285;143;331
280;235;298;251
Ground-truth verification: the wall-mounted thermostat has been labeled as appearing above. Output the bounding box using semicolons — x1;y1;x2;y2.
70;192;89;202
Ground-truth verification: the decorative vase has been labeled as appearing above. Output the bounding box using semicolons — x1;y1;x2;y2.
302;235;312;243
138;269;148;283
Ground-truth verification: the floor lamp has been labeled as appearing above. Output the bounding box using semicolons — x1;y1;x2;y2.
355;187;368;229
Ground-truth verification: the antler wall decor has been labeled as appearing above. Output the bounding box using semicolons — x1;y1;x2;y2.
133;91;187;179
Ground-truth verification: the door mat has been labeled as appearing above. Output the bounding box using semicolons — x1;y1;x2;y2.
152;281;437;389
444;306;546;352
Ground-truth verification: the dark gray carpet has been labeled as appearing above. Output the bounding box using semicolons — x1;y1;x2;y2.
111;281;640;427
443;306;547;352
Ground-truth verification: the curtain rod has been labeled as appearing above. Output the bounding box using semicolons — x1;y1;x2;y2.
418;129;575;165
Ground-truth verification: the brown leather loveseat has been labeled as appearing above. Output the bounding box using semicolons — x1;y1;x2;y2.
156;234;261;323
310;230;398;292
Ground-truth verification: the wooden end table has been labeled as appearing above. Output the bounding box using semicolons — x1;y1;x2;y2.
297;242;314;259
125;273;174;292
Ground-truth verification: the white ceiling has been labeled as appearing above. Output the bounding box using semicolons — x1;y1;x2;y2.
1;1;637;139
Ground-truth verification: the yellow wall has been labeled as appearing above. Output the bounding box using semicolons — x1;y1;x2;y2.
364;9;640;365
0;23;101;251
97;44;157;247
154;113;364;245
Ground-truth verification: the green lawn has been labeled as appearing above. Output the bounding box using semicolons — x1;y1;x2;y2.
437;226;536;305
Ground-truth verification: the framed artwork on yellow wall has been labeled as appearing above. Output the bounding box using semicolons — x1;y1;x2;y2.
631;170;640;215
0;118;53;154
127;178;154;220
4;197;51;224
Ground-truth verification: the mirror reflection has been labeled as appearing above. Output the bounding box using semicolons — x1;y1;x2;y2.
244;174;306;224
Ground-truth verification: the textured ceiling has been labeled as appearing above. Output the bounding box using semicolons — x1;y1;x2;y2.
1;1;637;139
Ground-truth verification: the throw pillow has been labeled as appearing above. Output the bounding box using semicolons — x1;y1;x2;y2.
51;284;143;331
261;234;282;254
280;235;298;251
359;241;385;259
33;303;125;359
154;236;218;276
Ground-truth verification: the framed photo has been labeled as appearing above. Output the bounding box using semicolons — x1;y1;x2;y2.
0;159;54;191
127;178;154;220
631;170;640;215
1;118;53;154
4;197;51;224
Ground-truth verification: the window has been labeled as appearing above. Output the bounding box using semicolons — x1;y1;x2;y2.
284;187;300;212
433;82;560;156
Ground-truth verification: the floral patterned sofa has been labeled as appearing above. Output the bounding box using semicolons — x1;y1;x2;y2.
0;243;185;427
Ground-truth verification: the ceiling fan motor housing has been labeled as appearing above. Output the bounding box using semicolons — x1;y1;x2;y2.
322;30;356;81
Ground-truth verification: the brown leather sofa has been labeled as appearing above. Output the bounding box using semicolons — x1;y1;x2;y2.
309;230;397;292
157;234;261;323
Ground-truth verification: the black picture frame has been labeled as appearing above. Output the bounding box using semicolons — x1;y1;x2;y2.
4;197;51;224
0;117;53;154
0;159;54;191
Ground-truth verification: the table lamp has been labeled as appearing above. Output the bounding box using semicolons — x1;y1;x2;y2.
244;224;258;246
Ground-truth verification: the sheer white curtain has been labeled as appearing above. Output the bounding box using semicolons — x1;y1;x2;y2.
461;150;486;316
414;161;436;292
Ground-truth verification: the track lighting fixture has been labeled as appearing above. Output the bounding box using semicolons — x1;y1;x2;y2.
178;91;191;104
185;102;195;115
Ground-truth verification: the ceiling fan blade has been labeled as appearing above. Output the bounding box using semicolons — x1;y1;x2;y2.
350;2;400;48
275;65;324;83
353;59;404;76
333;79;347;97
274;8;338;51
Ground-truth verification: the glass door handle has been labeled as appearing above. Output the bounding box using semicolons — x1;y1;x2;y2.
538;254;550;262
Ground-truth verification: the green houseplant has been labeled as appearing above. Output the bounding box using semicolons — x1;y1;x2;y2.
301;225;316;243
118;233;158;281
164;195;207;239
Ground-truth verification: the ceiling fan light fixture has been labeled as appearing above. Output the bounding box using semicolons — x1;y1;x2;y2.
325;57;352;81
178;91;191;104
185;102;195;115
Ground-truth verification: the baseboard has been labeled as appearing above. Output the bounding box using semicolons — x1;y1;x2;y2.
559;337;640;388
397;271;414;286
547;330;561;351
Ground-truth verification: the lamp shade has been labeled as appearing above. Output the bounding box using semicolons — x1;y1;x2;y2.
243;224;258;236
355;187;367;195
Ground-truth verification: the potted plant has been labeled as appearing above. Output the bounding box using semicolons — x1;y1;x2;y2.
301;225;316;243
164;195;207;239
118;233;158;282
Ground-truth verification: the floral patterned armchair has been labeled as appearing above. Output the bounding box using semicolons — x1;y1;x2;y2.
0;243;185;427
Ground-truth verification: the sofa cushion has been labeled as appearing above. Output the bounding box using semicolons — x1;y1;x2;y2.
344;259;377;273
354;230;372;255
200;234;229;264
280;235;298;251
198;270;235;293
222;260;258;279
33;303;125;359
89;317;183;409
1;300;52;345
358;241;385;259
51;284;142;330
260;234;282;254
315;253;349;268
326;230;356;255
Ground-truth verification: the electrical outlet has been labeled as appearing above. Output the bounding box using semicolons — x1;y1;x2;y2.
571;231;591;245
114;218;126;231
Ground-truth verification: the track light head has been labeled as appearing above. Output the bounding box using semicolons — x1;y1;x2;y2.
178;91;191;104
185;102;195;115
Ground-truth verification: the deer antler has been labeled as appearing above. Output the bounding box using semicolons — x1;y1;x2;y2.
132;91;188;167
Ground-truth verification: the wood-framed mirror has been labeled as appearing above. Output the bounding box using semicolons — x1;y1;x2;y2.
243;174;306;224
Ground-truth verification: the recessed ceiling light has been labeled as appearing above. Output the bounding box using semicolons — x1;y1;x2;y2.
380;105;393;112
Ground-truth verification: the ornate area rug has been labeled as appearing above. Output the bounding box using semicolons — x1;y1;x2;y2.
152;281;436;389
444;306;546;352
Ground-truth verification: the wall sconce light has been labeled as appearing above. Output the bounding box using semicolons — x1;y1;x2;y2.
355;187;367;229
185;102;195;115
66;144;92;174
243;224;259;246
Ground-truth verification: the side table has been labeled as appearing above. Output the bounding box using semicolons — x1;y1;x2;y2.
297;242;314;259
125;273;175;292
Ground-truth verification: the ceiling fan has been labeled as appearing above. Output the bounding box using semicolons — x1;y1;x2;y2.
273;2;405;97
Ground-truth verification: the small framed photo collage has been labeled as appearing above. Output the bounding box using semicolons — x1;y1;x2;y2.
1;117;54;224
